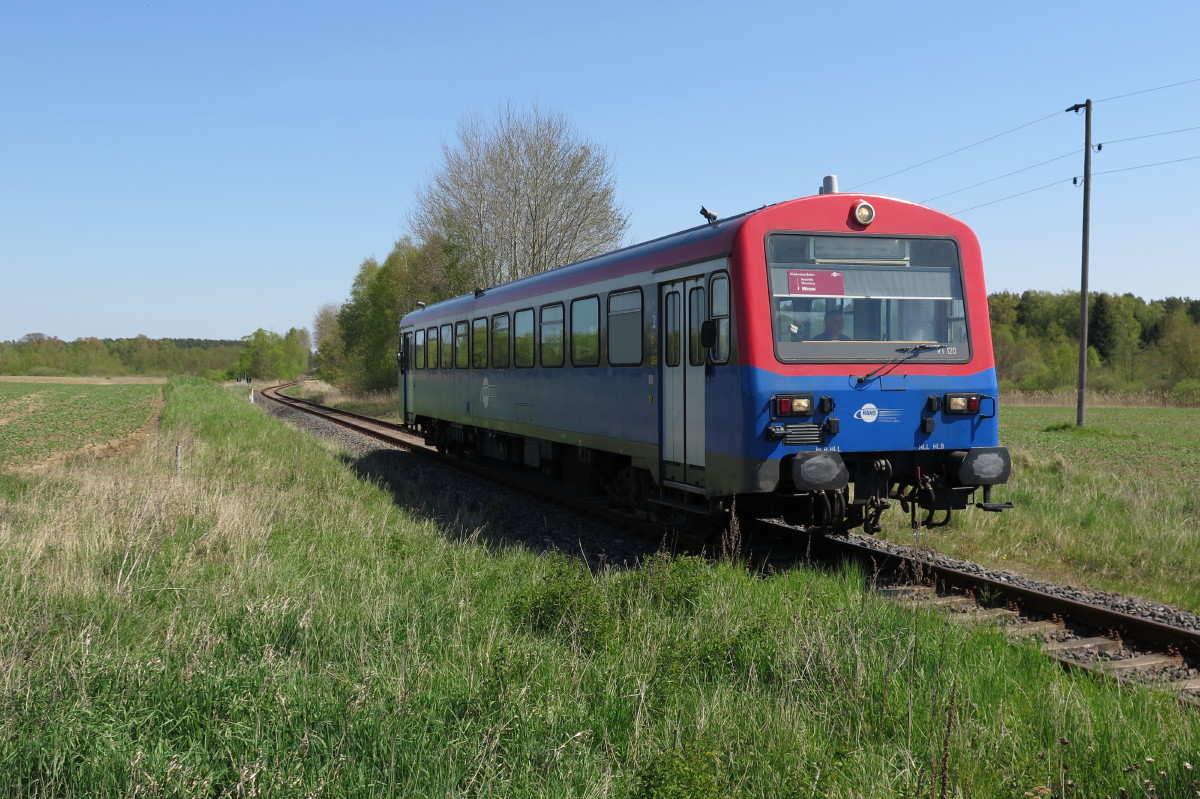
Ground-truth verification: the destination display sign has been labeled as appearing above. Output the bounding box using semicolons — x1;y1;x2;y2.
788;269;845;296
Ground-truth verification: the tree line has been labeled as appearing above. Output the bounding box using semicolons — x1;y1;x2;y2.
991;290;1200;402
313;103;630;393
0;328;311;382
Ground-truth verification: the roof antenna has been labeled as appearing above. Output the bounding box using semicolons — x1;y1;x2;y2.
819;175;839;195
700;206;718;224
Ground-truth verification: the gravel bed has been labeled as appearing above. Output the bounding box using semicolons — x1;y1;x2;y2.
842;530;1200;634
844;530;1200;683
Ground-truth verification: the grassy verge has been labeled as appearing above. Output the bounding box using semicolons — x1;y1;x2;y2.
0;377;1197;796
883;405;1200;613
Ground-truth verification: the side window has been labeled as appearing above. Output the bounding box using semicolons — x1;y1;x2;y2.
710;273;731;363
607;289;643;366
428;327;440;369
665;291;681;367
688;286;707;366
439;324;453;369
414;329;425;370
514;309;535;368
491;313;510;368
571;296;600;366
540;303;564;367
472;318;488;368
455;321;469;369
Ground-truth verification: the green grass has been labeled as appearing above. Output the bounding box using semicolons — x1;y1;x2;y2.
0;382;160;468
304;383;1200;616
0;377;1197;797
881;405;1200;613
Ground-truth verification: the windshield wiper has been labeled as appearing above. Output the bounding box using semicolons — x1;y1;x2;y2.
857;343;943;384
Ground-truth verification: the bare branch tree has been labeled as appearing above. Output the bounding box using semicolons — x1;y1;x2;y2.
410;102;630;289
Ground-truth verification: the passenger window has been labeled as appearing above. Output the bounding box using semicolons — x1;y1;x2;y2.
710;274;730;363
608;289;642;366
428;327;440;369
540;303;564;367
414;329;425;370
571;297;600;366
665;291;681;367
688;287;706;366
472;318;488;368
439;324;453;369
514;309;535;367
455;322;469;368
491;313;510;368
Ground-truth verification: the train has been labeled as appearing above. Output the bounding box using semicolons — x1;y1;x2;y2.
397;178;1011;534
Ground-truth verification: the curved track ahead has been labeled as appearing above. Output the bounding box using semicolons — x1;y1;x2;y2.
260;382;1199;703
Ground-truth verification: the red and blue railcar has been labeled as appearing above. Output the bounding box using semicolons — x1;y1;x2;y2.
398;183;1011;532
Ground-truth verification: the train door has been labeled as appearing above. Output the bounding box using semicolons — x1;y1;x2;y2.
400;330;414;423
659;272;706;487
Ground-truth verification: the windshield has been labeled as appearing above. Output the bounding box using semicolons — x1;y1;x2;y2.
767;234;970;363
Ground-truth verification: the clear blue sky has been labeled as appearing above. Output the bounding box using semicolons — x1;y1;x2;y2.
3;1;1198;342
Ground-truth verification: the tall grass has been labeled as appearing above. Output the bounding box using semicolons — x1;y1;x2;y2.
0;377;1197;797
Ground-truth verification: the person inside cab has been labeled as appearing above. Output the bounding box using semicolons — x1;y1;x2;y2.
811;308;850;341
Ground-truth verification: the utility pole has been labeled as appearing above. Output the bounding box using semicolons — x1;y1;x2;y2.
1066;99;1093;427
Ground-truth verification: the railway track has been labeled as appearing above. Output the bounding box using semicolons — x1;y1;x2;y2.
762;524;1200;703
258;381;1200;704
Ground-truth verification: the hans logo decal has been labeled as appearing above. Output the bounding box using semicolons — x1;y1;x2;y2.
853;403;903;424
480;378;498;408
853;403;879;423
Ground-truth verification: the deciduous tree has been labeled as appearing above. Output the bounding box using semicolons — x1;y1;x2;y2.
410;102;630;289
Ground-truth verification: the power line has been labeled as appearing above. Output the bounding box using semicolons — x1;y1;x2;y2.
1088;153;1200;178
858;77;1200;209
951;154;1200;215
845;110;1063;191
1100;124;1200;148
1096;77;1200;103
950;178;1074;215
921;150;1080;203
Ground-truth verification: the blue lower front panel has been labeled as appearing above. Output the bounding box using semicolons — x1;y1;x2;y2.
704;365;1004;495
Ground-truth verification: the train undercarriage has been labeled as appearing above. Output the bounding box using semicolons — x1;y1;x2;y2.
414;417;1011;536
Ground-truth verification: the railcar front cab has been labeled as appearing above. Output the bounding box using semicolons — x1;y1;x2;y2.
765;223;1012;533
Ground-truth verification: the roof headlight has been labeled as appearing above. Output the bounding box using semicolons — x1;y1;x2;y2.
852;201;875;226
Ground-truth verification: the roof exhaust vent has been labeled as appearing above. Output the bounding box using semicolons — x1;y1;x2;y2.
820;175;839;195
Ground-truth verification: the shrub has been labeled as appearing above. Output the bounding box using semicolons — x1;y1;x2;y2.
631;737;732;799
506;552;615;647
1170;378;1200;406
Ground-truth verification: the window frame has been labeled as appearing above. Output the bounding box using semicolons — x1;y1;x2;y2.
413;328;426;370
491;313;510;368
472;317;488;368
514;308;535;368
428;326;440;370
539;302;565;368
709;272;731;364
454;321;469;369
439;324;453;369
606;288;644;366
570;295;601;367
688;285;707;367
